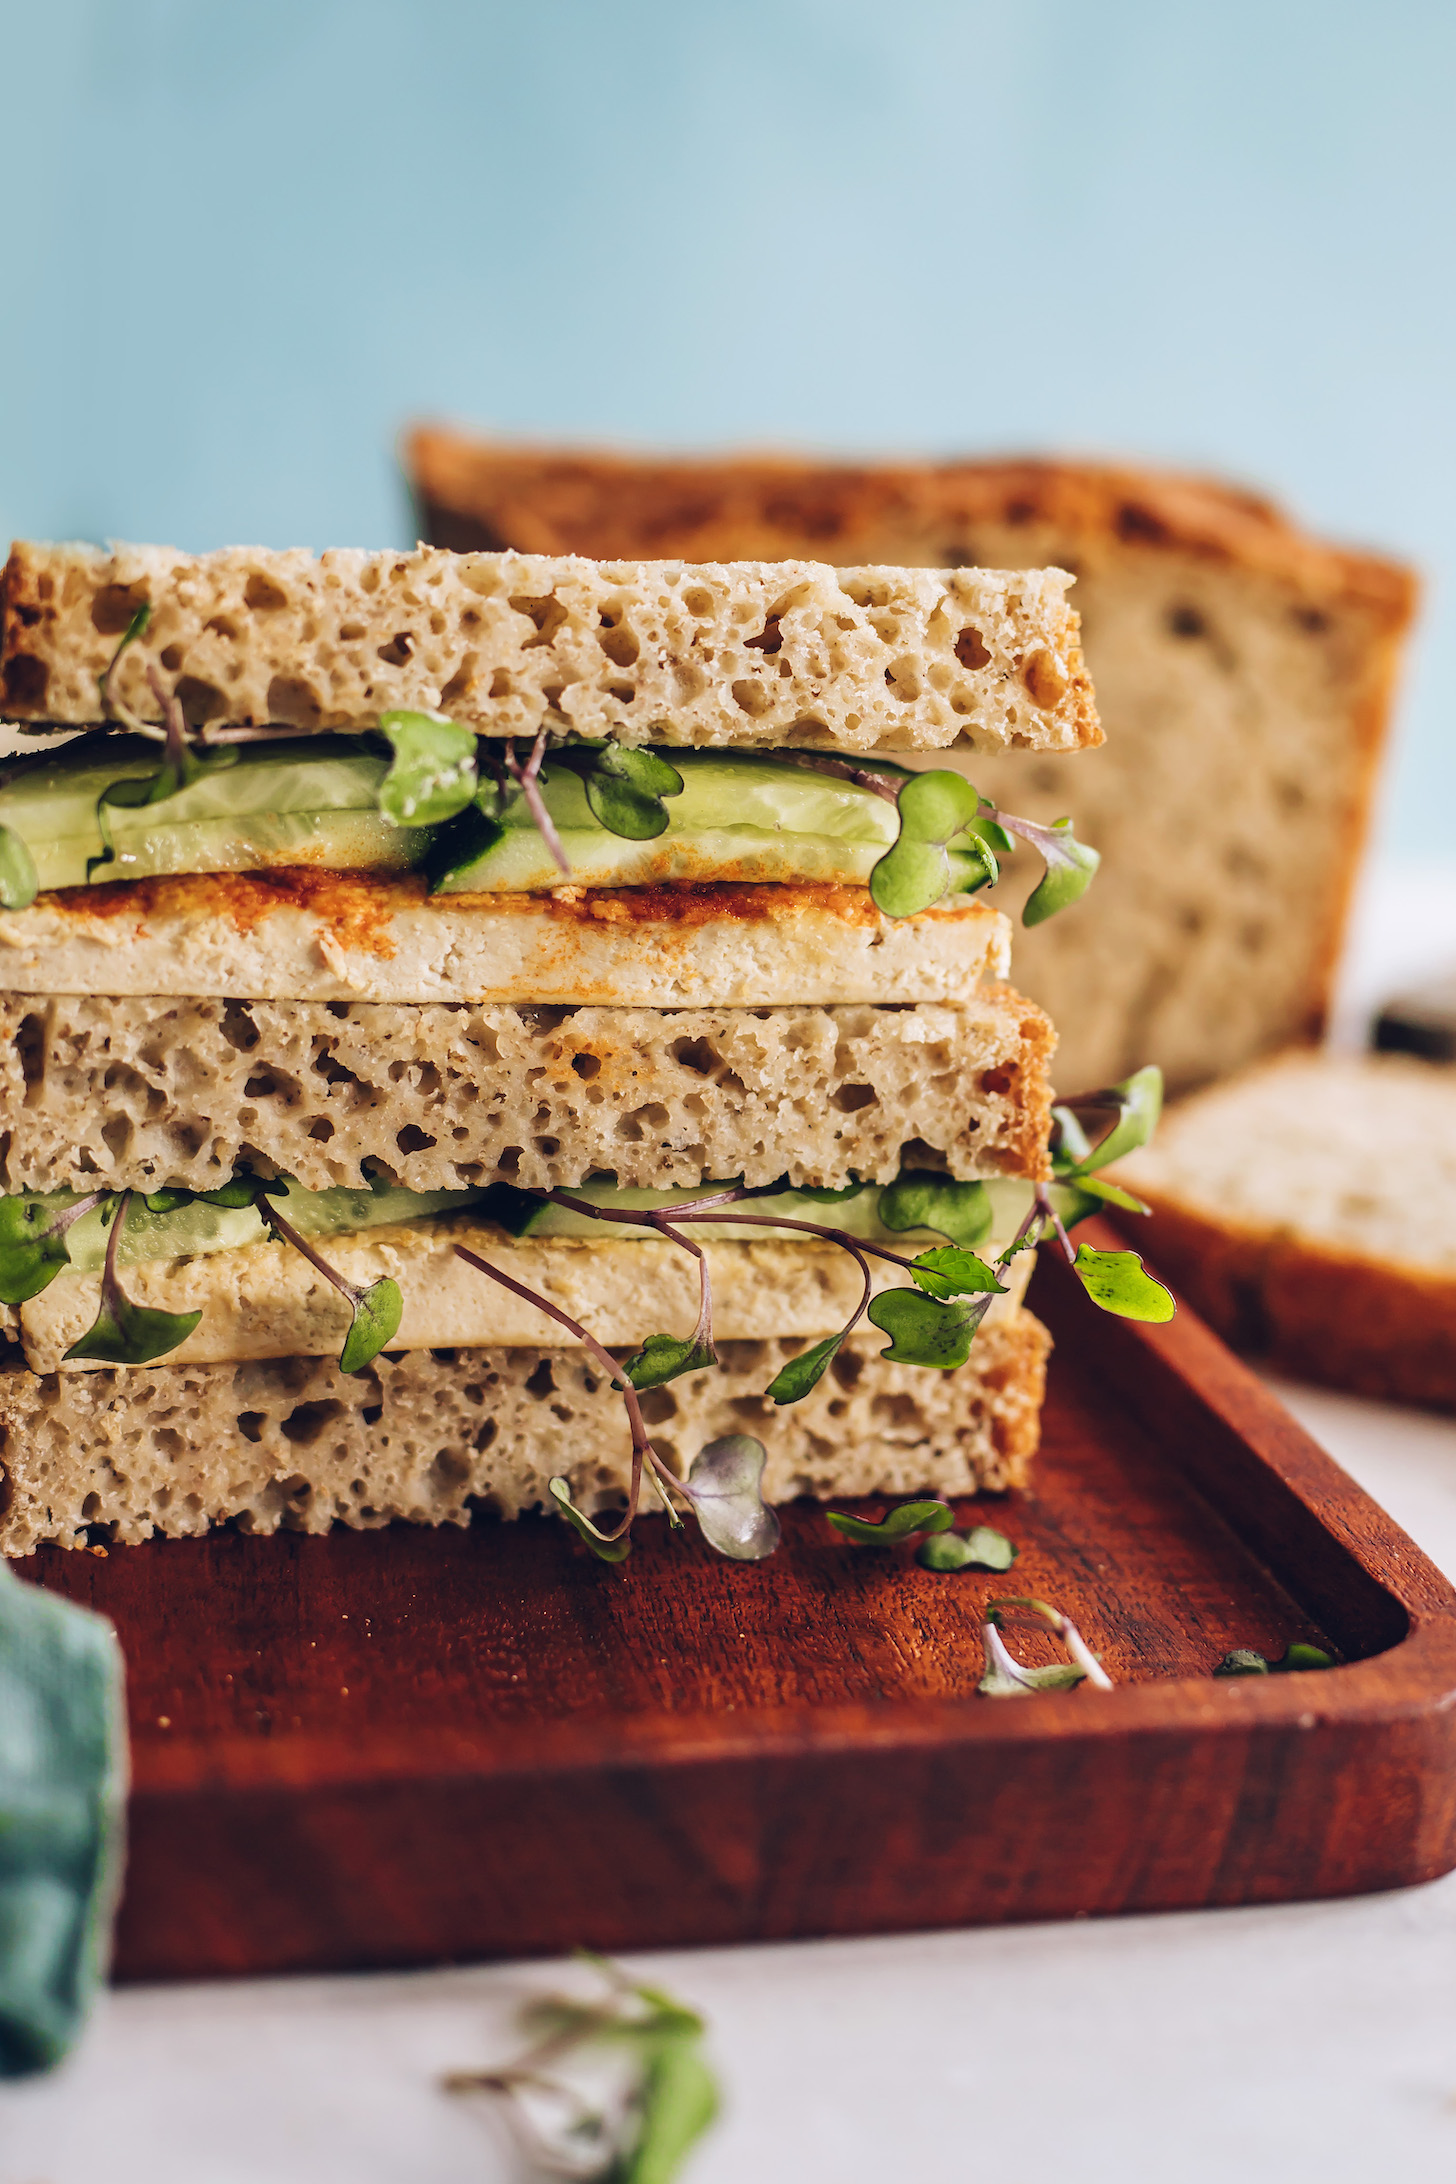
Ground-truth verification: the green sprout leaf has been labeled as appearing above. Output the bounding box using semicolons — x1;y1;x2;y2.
876;1171;993;1248
1281;1642;1336;1671
377;711;479;826
623;1331;717;1391
1072;1244;1176;1322
548;1477;631;1563
63;1193;202;1366
554;739;686;840
1213;1649;1271;1677
95;602;152;710
915;1523;1019;1572
0;823;38;911
1064;1174;1151;1215
626;2029;721;2184
0;1194;96;1304
826;1499;955;1544
421;793;508;892
765;1329;846;1405
866;1286;987;1367
1058;1065;1164;1176
869;770;996;918
338;1277;402;1373
675;1435;781;1560
1020;816;1100;926
906;1246;1006;1301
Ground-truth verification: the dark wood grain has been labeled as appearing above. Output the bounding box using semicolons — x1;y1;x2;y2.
32;1221;1456;1980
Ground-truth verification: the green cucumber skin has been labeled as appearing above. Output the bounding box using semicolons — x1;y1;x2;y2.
492;1176;1036;1252
0;740;903;895
0;736;433;892
14;1174;1036;1270
47;1181;494;1272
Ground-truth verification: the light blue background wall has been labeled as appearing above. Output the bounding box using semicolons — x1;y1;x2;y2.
3;0;1453;857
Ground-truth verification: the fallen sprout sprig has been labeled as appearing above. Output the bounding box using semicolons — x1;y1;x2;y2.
63;1190;203;1367
1214;1642;1336;1677
444;1953;719;2184
979;1598;1113;1698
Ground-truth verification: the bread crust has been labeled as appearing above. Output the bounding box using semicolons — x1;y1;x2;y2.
406;429;1416;624
1134;1191;1456;1412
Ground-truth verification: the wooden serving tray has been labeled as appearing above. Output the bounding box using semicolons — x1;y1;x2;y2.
34;1220;1456;1983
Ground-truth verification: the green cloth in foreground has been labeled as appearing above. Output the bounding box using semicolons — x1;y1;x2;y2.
0;1560;126;2075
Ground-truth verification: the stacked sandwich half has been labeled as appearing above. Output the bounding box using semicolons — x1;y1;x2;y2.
0;542;1107;1559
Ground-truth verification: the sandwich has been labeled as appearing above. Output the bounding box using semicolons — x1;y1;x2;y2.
407;427;1418;1096
0;540;1166;1563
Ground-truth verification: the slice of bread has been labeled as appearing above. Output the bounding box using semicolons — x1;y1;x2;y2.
407;432;1418;1096
0;987;1053;1195
0;875;1010;1007
1117;1050;1456;1409
0;1312;1050;1554
15;1223;1035;1377
0;541;1099;756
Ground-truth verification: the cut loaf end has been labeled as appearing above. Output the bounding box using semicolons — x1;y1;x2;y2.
1118;1050;1456;1410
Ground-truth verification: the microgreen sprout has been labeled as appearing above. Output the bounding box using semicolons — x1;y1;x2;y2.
0;1190;106;1305
63;1190;204;1367
258;1197;402;1374
1213;1642;1336;1677
772;752;1100;923
90;638;240;879
453;1242;777;1562
915;1523;1018;1573
979;1596;1113;1697
826;1499;955;1545
376;710;479;826
444;1953;719;2184
551;737;687;841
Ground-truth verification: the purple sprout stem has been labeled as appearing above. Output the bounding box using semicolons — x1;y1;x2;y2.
505;724;571;877
453;1243;654;1540
261;1199;364;1308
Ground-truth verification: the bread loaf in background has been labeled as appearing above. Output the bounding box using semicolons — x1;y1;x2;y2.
408;431;1418;1096
1116;1051;1456;1411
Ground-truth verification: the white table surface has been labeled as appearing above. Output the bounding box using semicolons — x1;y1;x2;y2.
6;863;1456;2184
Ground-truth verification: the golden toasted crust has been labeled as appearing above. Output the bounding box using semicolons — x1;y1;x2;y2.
0;539;1099;756
407;428;1416;625
1135;1192;1456;1412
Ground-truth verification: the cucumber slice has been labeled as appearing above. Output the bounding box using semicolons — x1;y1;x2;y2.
438;751;903;892
0;739;909;896
45;1178;495;1272
482;1173;1035;1250
0;735;430;892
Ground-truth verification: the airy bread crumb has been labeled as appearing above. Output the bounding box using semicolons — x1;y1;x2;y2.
0;988;1054;1194
1119;1051;1456;1409
0;1314;1050;1554
1;542;1099;755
